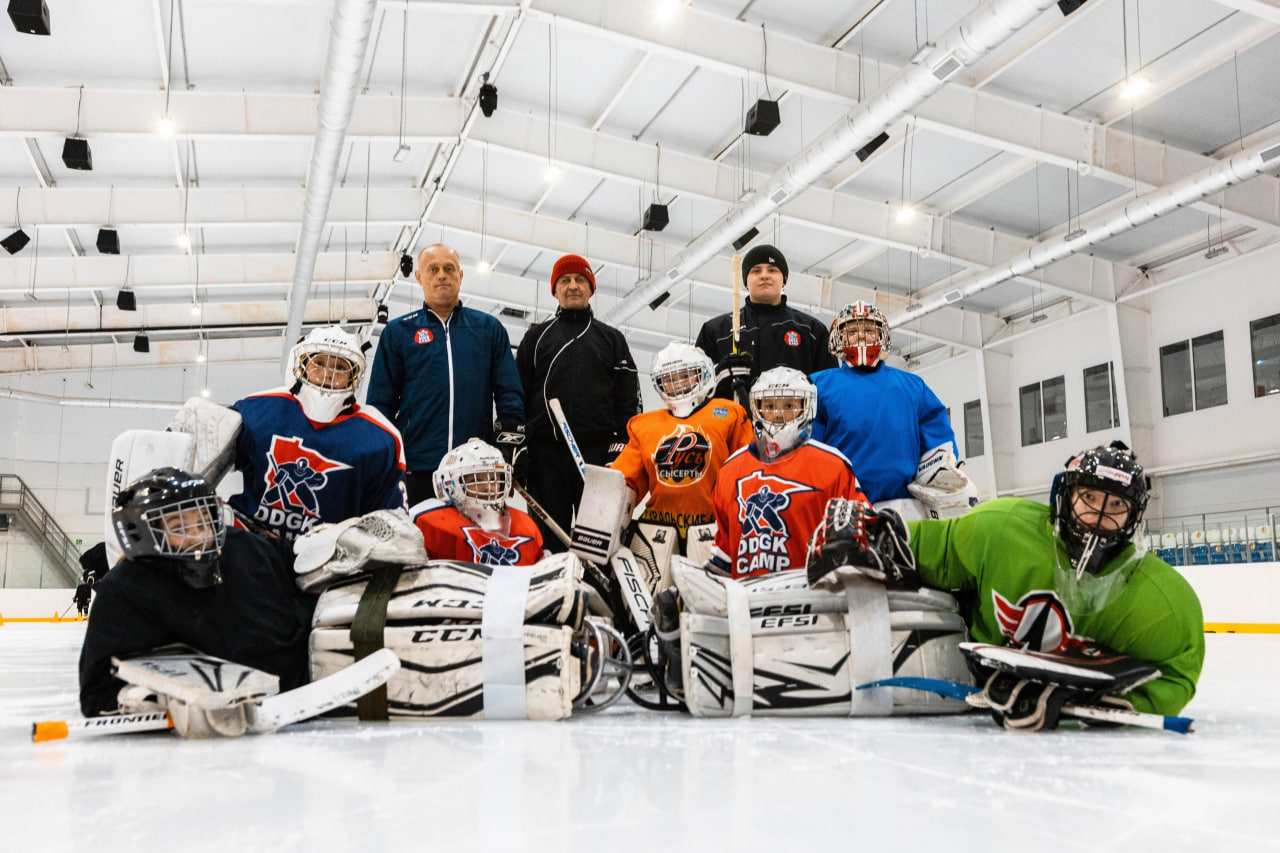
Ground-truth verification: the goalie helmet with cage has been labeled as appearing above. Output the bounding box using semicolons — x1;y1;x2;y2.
287;325;368;423
433;438;513;532
112;467;225;588
829;301;889;367
1051;440;1150;578
651;341;715;418
749;367;816;461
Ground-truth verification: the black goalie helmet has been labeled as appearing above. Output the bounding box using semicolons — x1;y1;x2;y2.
1050;440;1150;577
112;467;226;588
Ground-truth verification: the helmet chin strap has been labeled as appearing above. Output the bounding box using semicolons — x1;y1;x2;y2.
1073;532;1101;580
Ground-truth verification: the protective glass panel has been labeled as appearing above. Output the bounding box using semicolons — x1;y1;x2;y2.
963;399;984;458
1192;331;1227;410
1083;362;1119;433
1252;313;1280;398
1042;375;1067;442
1019;383;1043;447
1160;340;1193;417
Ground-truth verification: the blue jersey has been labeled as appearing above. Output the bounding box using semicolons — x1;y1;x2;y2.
811;363;956;503
229;390;407;540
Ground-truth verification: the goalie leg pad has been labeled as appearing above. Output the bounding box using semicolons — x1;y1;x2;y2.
683;522;717;566
670;564;970;717
629;522;679;595
112;649;279;738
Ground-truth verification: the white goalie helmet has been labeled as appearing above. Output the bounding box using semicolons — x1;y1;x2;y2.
749;367;817;461
433;438;512;532
651;341;715;418
287;325;368;423
829;301;890;367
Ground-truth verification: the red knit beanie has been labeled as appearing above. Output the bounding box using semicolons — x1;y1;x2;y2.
551;254;596;295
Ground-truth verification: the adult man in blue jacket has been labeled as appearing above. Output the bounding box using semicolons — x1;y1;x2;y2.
368;244;525;505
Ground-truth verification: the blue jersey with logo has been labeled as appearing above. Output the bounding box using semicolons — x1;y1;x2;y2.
811;363;957;503
229;390;407;540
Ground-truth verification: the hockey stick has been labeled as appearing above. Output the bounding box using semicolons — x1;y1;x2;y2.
33;649;400;743
514;481;573;549
731;253;742;353
548;398;587;480
856;677;1194;734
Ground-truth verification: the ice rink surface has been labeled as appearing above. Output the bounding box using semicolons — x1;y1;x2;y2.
2;624;1277;853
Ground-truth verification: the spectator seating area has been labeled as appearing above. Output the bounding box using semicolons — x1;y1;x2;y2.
1147;522;1276;566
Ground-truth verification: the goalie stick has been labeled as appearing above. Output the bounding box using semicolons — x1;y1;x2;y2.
548;398;587;480
854;677;1194;734
32;648;400;743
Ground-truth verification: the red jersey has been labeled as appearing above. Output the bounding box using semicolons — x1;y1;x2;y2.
712;441;867;578
412;500;544;567
610;399;753;536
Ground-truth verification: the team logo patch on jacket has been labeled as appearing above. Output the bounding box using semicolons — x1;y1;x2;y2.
992;589;1087;653
653;424;712;486
259;436;351;529
734;471;815;574
783;330;801;348
415;329;434;344
461;527;535;566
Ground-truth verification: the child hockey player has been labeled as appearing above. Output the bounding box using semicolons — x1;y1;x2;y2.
811;302;972;516
412;438;544;566
710;367;870;578
610;342;753;554
228;325;407;540
809;441;1204;730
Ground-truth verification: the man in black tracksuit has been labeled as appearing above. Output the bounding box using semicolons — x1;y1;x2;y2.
695;244;835;405
517;254;642;552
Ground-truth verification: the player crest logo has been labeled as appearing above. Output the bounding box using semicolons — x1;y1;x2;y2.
734;471;815;574
461;527;533;566
783;330;801;348
415;328;434;344
260;436;350;528
654;424;712;486
992;590;1087;653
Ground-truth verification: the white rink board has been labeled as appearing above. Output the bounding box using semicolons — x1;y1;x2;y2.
1;623;1278;853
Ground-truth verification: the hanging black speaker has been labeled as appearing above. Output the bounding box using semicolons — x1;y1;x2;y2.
133;333;151;353
116;288;137;311
7;0;50;35
62;137;93;171
1;228;30;254
96;228;120;254
744;99;780;136
642;203;669;232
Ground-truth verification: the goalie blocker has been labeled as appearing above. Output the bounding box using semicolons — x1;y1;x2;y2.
658;558;971;717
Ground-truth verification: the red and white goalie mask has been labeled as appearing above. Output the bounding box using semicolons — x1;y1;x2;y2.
829;301;889;367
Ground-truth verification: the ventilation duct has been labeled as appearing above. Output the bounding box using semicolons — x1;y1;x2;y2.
604;0;1064;327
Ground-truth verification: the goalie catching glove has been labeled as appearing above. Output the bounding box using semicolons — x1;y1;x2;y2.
293;509;427;592
805;498;918;589
963;642;1156;733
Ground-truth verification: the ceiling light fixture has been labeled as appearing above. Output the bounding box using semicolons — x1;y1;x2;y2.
158;114;174;136
177;232;191;251
476;259;491;274
896;205;917;222
655;0;679;20
1119;75;1150;100
543;163;562;183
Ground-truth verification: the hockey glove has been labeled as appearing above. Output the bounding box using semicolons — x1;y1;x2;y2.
604;438;627;466
293;509;427;592
981;672;1075;733
493;420;529;486
715;351;753;404
806;500;919;589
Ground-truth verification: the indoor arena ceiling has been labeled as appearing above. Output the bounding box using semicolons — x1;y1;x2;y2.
1;0;1279;375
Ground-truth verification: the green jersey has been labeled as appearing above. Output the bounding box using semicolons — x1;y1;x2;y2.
907;497;1204;716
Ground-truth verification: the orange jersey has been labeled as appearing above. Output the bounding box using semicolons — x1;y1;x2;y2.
712;441;868;578
610;399;754;536
412;499;544;567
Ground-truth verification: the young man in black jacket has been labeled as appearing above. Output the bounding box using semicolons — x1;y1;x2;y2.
695;244;835;405
516;254;642;551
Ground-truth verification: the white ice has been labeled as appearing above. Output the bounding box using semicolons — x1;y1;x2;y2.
2;625;1277;853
